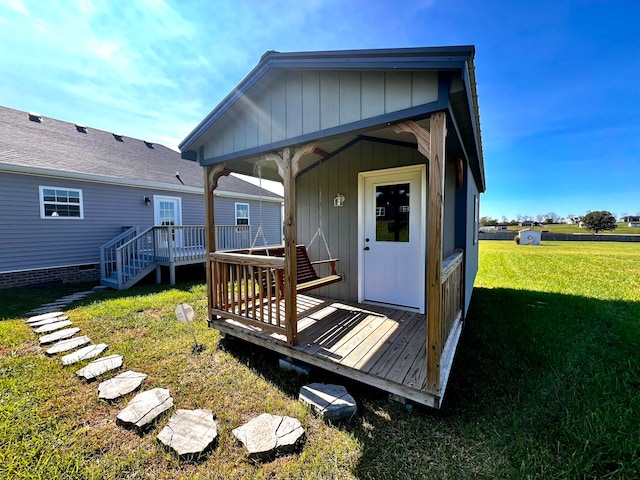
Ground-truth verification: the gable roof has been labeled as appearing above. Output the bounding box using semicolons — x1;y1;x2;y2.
179;46;485;192
0;105;282;200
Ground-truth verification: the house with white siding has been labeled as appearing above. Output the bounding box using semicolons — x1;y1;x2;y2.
0;106;282;289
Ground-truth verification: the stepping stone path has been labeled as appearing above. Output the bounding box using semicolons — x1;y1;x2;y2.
29;315;69;328
23;291;317;462
299;383;357;421
117;388;174;432
98;371;147;400
157;409;218;458
40;327;81;344
232;413;305;460
45;335;91;355
76;354;123;381
34;319;73;334
61;343;108;366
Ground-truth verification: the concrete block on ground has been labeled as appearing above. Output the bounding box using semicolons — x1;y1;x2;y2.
98;371;147;400
34;320;73;334
40;327;81;345
76;354;123;381
157;409;218;458
116;388;174;432
61;343;108;366
299;383;357;421
26;312;64;323
29;316;69;328
45;335;91;355
232;413;304;460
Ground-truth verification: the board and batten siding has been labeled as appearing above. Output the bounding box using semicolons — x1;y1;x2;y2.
204;70;439;159
298;139;441;302
213;195;283;247
0;172;204;273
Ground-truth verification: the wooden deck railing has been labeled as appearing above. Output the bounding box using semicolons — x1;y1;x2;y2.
154;225;207;265
440;249;464;351
215;225;251;251
210;251;289;340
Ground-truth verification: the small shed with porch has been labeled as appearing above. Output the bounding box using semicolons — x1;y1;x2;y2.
180;46;486;408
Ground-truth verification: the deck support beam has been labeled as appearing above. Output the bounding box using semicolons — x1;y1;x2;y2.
204;163;229;322
393;115;447;393
262;141;318;345
426;112;447;392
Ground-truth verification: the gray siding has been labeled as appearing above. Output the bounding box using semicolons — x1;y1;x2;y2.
0;172;204;273
204;70;438;159
213;196;282;246
296;140;427;302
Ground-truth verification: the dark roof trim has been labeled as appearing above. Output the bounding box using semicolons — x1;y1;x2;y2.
462;61;486;191
179;46;475;152
199;100;445;168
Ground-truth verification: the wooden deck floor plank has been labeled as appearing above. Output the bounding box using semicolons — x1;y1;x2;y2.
401;338;428;389
297;310;361;355
367;314;424;378
382;323;427;385
339;316;401;369
361;311;422;374
327;314;392;367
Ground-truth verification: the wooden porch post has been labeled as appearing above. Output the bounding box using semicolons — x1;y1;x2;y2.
204;163;228;324
263;141;317;345
393;114;447;393
426;111;447;392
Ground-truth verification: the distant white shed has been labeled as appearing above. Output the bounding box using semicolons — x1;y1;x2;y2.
518;228;541;245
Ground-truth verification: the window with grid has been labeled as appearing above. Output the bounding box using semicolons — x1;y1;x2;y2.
39;186;83;218
235;202;250;225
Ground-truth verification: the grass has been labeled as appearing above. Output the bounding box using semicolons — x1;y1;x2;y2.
0;242;639;478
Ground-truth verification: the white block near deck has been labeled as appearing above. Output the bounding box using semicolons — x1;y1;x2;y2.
299;383;357;421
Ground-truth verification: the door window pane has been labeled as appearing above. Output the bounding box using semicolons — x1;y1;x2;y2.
375;183;409;242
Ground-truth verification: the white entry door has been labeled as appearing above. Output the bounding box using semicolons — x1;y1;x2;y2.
359;165;426;312
154;196;182;247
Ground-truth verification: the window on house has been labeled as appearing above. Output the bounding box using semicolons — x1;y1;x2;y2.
39;186;83;219
235;203;250;225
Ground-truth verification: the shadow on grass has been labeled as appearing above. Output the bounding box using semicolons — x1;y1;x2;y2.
219;287;640;478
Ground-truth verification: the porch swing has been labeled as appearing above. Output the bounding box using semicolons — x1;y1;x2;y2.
249;163;342;294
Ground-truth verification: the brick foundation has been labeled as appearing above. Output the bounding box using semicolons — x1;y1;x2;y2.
0;264;100;289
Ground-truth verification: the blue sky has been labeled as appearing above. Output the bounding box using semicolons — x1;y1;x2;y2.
1;0;638;220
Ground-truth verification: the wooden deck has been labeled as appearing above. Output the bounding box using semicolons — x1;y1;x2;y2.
211;294;463;408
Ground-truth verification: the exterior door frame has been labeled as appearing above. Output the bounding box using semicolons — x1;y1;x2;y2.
357;164;427;313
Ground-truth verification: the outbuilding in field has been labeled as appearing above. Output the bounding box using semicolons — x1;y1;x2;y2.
518;228;541;245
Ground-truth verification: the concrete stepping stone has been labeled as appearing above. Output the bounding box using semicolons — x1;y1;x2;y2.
26;306;65;316
299;383;357;421
45;335;91;355
61;343;108;366
26;311;64;323
41;301;70;307
40;327;81;345
98;371;147;400
34;320;73;334
157;409;218;458
29;315;69;328
76;354;123;381
232;413;305;460
116;388;174;432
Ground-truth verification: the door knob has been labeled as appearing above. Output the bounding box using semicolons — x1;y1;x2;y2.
364;246;370;251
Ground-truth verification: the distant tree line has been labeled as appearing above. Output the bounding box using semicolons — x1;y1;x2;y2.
480;210;623;233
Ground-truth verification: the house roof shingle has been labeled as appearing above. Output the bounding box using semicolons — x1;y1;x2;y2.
0;105;282;199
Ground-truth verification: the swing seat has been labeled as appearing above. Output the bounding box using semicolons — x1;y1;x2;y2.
294;245;342;293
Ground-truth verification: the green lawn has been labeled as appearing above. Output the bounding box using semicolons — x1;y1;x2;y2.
0;242;639;479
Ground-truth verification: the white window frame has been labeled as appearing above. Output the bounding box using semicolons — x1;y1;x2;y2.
235;202;250;226
39;185;84;219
